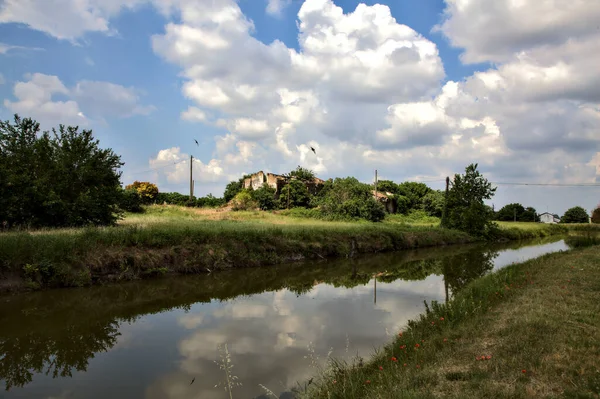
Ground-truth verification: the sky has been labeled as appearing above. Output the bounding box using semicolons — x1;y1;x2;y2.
0;0;599;215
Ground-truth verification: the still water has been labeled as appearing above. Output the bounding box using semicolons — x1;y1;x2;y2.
0;237;569;399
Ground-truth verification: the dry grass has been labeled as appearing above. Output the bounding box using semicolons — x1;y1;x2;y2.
300;245;600;399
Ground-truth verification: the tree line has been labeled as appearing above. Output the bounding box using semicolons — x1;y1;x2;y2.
2;114;597;232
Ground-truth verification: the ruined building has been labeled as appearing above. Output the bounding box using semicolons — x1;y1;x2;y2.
243;171;326;198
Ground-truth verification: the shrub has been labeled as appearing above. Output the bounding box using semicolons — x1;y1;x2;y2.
315;177;386;222
279;179;312;209
125;181;158;204
119;189;143;213
251;184;277;211
592;206;600;224
561;206;590;224
231;190;258;211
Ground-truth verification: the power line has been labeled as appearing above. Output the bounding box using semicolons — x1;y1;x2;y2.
490;181;600;187
127;159;188;176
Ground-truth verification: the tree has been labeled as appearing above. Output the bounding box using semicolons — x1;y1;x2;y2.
223;174;252;202
315;177;386;222
288;165;315;182
495;203;538;222
251;183;277;210
375;180;399;195
421;190;444;217
0;114;124;228
561;206;590;223
119;188;143;213
397;182;432;210
592;205;600;224
125;181;158;204
443;163;497;237
279;179;311;208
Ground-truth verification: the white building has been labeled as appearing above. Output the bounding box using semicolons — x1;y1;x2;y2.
539;212;561;224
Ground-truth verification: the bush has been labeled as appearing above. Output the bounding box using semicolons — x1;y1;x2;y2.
251;184;277;211
592;206;600;224
279;179;312;209
315;177;386;222
125;181;158;204
119;189;143;213
231;190;258;211
561;206;590;223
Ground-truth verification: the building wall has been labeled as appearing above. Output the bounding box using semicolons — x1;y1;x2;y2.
539;214;556;224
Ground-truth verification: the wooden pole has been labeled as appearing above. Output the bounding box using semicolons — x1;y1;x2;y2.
375;169;378;201
374;275;377;304
441;176;449;227
189;155;193;201
287;182;290;209
514;208;516;222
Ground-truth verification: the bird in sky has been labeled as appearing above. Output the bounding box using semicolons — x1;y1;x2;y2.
190;378;195;385
194;139;199;146
310;146;316;155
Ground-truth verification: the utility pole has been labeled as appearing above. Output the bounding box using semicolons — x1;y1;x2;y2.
514;208;516;222
375;169;378;201
374;275;377;305
189;155;193;201
441;176;450;227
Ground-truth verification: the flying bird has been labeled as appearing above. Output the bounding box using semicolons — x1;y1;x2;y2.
190;378;195;385
194;139;199;146
310;146;316;155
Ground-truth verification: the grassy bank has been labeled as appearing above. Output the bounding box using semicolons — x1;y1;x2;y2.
0;205;569;293
299;245;600;399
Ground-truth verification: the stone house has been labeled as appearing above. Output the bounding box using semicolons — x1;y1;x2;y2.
243;171;325;198
372;190;397;214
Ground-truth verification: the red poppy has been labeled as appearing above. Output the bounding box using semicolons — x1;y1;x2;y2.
431;321;435;325
365;380;371;384
443;338;448;342
486;355;491;360
440;317;444;321
403;363;407;367
379;366;383;370
391;357;397;362
415;343;420;348
522;369;527;374
398;332;403;337
416;365;420;369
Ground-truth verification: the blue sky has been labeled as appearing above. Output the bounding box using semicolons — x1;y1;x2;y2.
0;0;599;214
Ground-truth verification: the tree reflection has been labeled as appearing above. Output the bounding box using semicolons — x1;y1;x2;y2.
0;320;120;390
441;248;499;298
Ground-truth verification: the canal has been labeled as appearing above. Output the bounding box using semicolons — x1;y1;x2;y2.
0;237;570;399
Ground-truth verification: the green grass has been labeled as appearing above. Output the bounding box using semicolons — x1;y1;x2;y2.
299;245;600;399
0;205;573;293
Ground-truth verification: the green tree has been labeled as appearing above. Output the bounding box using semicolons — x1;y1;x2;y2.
592;205;600;224
288;165;315;182
421;190;444;217
397;182;432;210
315;177;386;222
251;183;277;210
495;203;525;221
279;179;311;209
561;206;590;223
375;180;399;195
443;163;497;237
119;188;143;213
0;115;123;228
223;174;252;203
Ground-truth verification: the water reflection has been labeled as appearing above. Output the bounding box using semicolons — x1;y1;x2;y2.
0;237;569;398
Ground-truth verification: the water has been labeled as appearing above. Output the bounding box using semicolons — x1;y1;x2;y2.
0;237;569;399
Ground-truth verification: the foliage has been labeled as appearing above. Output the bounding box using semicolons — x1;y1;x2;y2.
279;179;312;209
314;177;386;222
223;174;252;202
0;114;124;228
375;180;399;195
443;163;497;237
495;203;537;222
125;181;158;204
397;181;432;210
592;206;600;224
561;206;590;223
231;190;258;211
154;192;225;208
119;189;143;213
421;190;444;217
288;165;315;182
251;184;277;211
